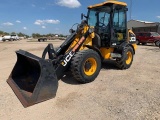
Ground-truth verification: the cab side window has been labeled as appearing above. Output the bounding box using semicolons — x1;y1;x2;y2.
113;8;126;41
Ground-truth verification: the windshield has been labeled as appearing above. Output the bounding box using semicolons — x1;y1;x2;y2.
151;32;160;37
87;7;111;27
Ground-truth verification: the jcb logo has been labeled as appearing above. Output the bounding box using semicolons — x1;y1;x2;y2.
62;52;75;66
130;37;136;41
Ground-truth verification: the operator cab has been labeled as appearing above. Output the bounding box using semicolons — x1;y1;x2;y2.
87;1;128;47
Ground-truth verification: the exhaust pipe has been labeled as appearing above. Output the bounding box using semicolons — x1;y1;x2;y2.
7;50;58;107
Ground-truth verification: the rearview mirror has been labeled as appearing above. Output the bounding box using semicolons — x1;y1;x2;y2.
125;8;128;11
81;13;84;20
81;13;88;20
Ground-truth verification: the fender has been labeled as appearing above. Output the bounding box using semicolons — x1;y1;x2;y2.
84;45;103;61
119;42;135;54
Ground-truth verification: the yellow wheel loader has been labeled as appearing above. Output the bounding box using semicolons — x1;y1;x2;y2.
7;0;137;107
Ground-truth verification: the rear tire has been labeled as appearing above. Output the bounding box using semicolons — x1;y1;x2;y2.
155;41;160;47
71;49;101;83
116;46;134;69
136;39;140;45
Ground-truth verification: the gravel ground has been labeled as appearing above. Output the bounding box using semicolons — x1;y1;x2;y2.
0;40;160;120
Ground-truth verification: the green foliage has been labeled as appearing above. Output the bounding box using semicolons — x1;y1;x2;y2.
31;33;67;38
32;33;42;38
0;30;67;39
11;32;16;35
0;30;29;37
0;31;9;36
0;31;4;35
17;32;29;37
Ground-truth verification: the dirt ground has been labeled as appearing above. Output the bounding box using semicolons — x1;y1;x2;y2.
0;39;160;120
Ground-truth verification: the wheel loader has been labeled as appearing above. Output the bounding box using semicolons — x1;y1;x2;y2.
7;0;137;107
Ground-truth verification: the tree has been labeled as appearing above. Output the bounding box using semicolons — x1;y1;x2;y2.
0;31;4;35
11;32;16;35
17;32;26;37
4;32;9;35
32;33;42;38
0;31;9;36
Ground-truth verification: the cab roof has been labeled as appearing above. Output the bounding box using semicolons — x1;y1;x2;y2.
88;0;127;9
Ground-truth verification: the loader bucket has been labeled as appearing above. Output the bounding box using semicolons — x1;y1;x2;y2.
7;50;58;107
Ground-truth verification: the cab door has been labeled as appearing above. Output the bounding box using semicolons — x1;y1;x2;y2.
111;7;127;46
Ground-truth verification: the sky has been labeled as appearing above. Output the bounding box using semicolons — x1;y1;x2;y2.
0;0;160;35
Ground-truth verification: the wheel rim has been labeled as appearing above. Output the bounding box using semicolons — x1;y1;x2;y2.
83;58;97;76
126;51;132;65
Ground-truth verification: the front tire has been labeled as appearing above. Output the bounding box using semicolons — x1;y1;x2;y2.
116;46;134;69
71;49;101;83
